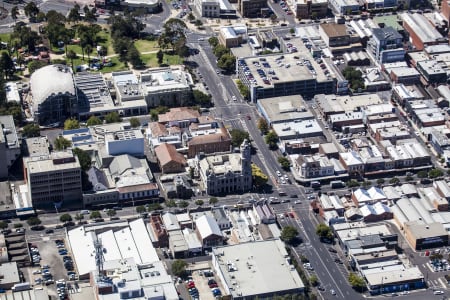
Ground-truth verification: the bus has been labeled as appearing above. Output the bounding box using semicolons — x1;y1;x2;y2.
311;181;321;189
330;180;345;189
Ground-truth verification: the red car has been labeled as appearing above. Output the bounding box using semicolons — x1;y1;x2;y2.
246;115;251;120
209;283;218;288
288;212;295;218
186;282;195;288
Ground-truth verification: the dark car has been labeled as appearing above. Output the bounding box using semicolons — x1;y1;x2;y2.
328;247;337;253
45;229;54;234
31;225;45;231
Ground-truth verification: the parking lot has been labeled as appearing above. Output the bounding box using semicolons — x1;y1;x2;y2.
24;237;77;299
190;269;224;300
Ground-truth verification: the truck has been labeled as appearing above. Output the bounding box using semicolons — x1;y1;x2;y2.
12;282;31;292
330;180;345;189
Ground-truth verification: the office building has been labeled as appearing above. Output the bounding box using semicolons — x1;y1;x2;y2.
401;13;447;50
238;0;268;17
23;151;82;208
0;115;20;179
218;25;247;48
294;0;328;19
368;27;404;63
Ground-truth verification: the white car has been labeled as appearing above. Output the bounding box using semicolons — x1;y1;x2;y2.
232;96;237;102
276;171;282;177
330;289;336;295
434;290;444;295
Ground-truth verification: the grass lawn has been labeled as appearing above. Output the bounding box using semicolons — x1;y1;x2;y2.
0;33;11;43
141;52;182;68
134;39;159;53
64;55;126;73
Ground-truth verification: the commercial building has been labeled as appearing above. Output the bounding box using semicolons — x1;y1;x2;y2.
140;68;193;108
416;60;449;84
195;215;223;248
328;0;359;15
23;151;82;208
238;0;268;17
187;126;232;158
212;240;305;299
0;115;20;179
257;95;312;125
195;0;236;17
401;13;447;50
368;27;404;63
237;53;335;102
316;94;383;119
362;0;398;10
195;140;252;195
272;119;323;140
29;64;77;125
363;266;425;295
404;221;449;250
295;154;335;178
293;0;328;19
218;25;247;48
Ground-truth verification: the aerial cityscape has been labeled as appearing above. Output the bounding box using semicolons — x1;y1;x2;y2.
0;0;448;299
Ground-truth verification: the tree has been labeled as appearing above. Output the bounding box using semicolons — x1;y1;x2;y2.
316;223;333;240
209;197;218;205
217;53;236;72
172;259;188;277
129;117;140;128
252;163;268;188
90;211;102;219
136;206;146;214
66;50;77;70
192;90;212;107
87;115;102;126
150;106;169;121
278;157;291;171
67;6;81;23
389;177;400;185
257;118;269;135
54;136;72;151
64;118;80;130
280;226;299;244
213;44;229;58
405;175;414;182
178;201;189;208
74;213;84;221
0;221;8;230
166;200;177;207
24;2;39;20
429;168;444;179
11;6;19;23
195;200;204;206
22;124;40;138
417;170;428;179
105;112;122;123
362;180;372;188
72;148;91;171
230;129;250;147
208;36;219;47
27;217;41;226
348;273;366;291
13;223;23;228
27;60;47;74
430;253;443;262
59;214;73;223
158;18;187;53
85;44;93;63
127;44;144;68
107;209;116;217
147;203;163;211
236;80;250;99
309;275;319;286
0;52;15;79
343;66;364;91
265;130;279;150
346;179;360;188
157;49;164;64
376;178;385;185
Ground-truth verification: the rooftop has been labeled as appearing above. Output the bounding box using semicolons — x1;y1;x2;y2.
212;240;304;298
401;12;445;43
257;95;313;124
0;115;19;149
26;151;80;174
320;23;348;37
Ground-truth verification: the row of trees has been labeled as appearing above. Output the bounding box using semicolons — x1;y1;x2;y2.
208;37;235;72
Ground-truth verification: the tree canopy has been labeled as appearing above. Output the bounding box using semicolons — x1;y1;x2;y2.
278;157;291;171
105;112;122;123
230;129;250;147
171;259;188;277
87;115;102;126
129;117;140;128
54;136;72;151
64;118;80;130
22;124;40;138
265;130;279;149
158;19;187;53
280;226;299;244
316;224;333;240
252;163;268;188
90;211;102;219
72;147;91;171
343;66;364;91
60;214;73;223
27;216;41;226
257;118;269;135
348;273;366;291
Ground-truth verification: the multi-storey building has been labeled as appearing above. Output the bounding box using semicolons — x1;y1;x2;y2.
24;152;82;208
238;0;268;17
196;140;252;195
0;115;20;179
368;27;405;63
293;0;328;19
295;155;334;178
